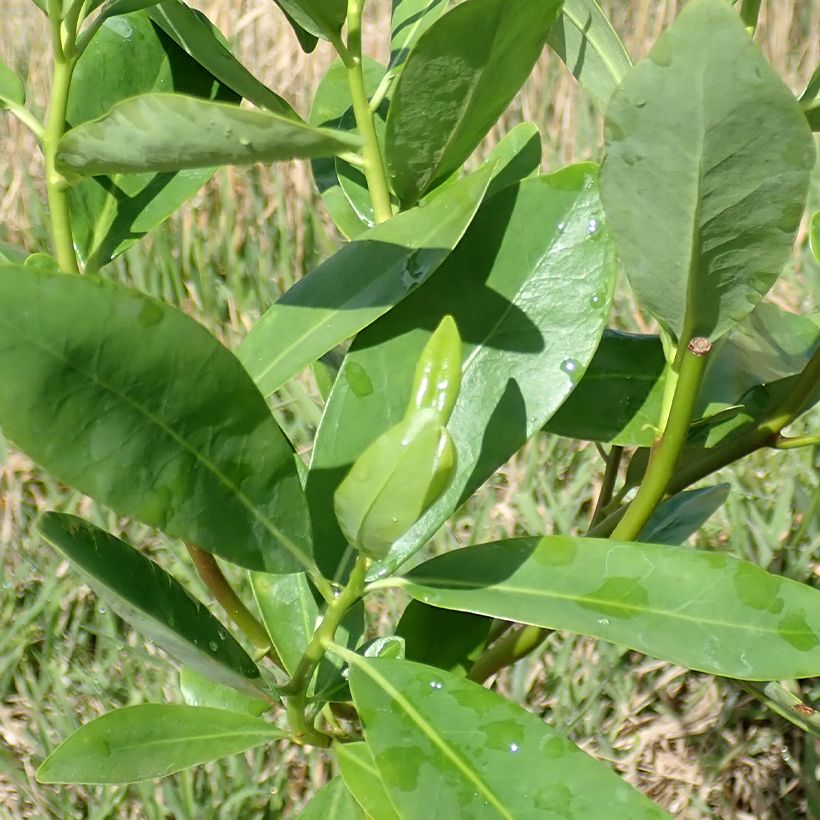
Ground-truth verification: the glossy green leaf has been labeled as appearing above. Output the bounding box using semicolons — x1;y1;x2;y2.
308;165;616;581
0;241;27;264
810;211;820;263
0;266;312;573
300;777;365;819
481;122;542;199
390;0;447;71
40;513;261;692
547;0;632;112
394;536;820;680
148;2;295;117
600;0;814;343
335;409;457;560
58;94;358;176
639;485;729;545
67;10;237;271
91;0;163;23
801;64;820;131
275;4;319;53
272;0;346;40
250;571;318;676
239;166;491;397
546;330;666;446
385;0;562;206
336;742;401;820
0;59;25;108
345;655;667;819
179;667;271;716
396;600;490;676
37;705;282;784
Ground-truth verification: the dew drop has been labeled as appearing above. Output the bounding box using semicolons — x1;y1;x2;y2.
556;221;566;233
429;680;443;690
209;641;218;652
98;606;107;614
597;617;610;626
239;136;251;147
2;580;11;590
587;218;600;236
560;358;580;377
589;292;604;309
509;743;519;753
341;667;350;680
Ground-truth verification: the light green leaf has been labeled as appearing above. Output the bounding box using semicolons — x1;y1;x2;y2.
385;0;562;206
345;655;668;819
394;536;820;679
0;266;312;573
811;211;820;264
390;0;447;70
0;58;25;108
67;10;238;271
40;513;261;693
148;1;295;117
179;667;271;716
307;165;616;582
299;776;365;819
600;0;814;343
639;485;729;545
37;705;282;784
238;165;491;397
481;122;542;199
336;742;401;820
250;572;318;676
57;94;359;175
272;0;346;40
547;0;632;112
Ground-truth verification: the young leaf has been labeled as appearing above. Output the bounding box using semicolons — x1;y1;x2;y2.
547;0;632;112
272;0;346;41
394;536;820;680
600;0;814;343
0;59;25;108
147;2;295;118
57;94;359;175
66;10;238;271
639;485;730;545
335;742;401;820
396;601;490;676
40;513;262;692
390;0;448;71
37;705;282;784
307;165;616;581
238;165;492;397
179;667;271;716
385;0;562;206
345;655;668;819
250;572;318;675
299;776;365;819
0;266;312;574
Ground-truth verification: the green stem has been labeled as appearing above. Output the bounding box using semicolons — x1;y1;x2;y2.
611;338;711;541
185;544;276;656
737;681;820;739
280;554;369;744
467;625;548;683
5;102;45;142
590;445;623;527
775;434;820;450
44;18;80;274
344;0;393;223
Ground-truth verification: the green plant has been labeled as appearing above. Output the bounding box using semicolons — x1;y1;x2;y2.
1;0;818;814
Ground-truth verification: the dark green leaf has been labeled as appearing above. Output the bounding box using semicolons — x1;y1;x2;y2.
148;1;295;117
546;330;666;446
390;0;447;71
179;667;271;716
272;0;346;40
37;705;282;784
801;64;820;131
600;0;814;343
58;94;359;175
346;655;668;818
336;742;401;820
307;165;616;581
394;536;820;679
92;0;163;23
639;485;729;545
0;266;312;573
299;777;365;819
0;58;25;107
67;10;237;271
396;600;490;676
308;57;386;239
40;513;261;692
385;0;562;206
547;0;632;112
250;572;318;676
239;165;492;397
275;5;319;53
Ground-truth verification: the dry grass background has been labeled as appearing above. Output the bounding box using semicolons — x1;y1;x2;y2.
0;1;819;818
